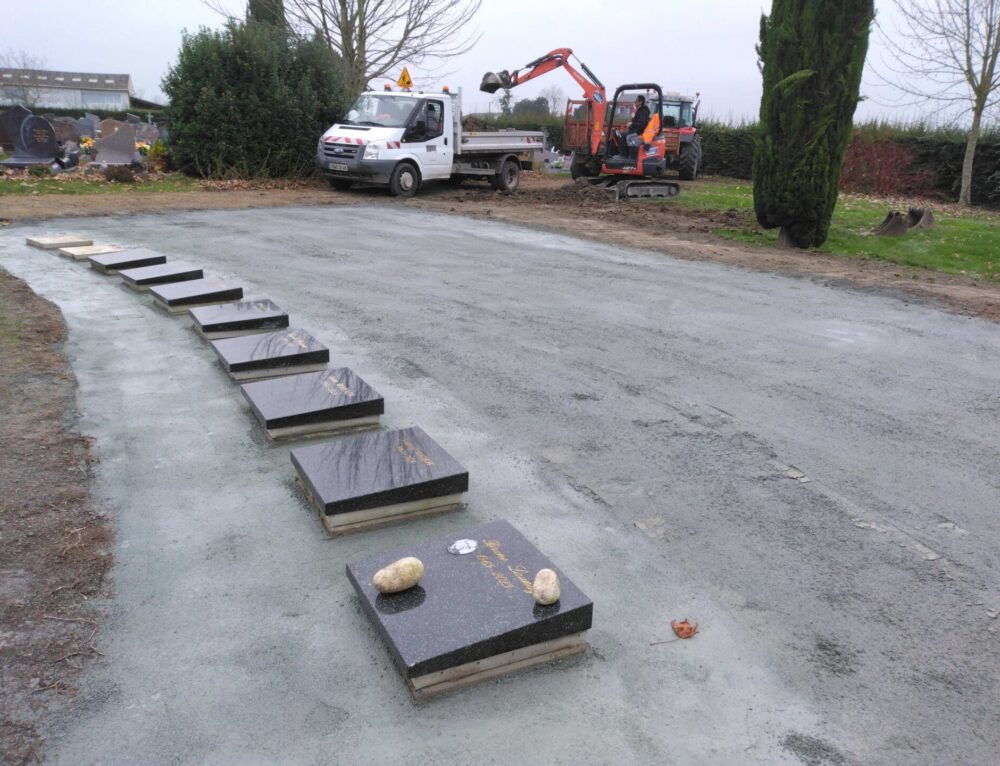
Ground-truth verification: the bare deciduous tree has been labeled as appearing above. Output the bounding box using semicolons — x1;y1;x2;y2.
540;85;565;116
0;49;47;108
282;0;481;98
880;0;1000;205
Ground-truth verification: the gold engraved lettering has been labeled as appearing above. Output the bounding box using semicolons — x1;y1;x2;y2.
401;438;433;467
322;374;355;398
507;563;534;594
477;553;495;569
394;443;417;464
492;571;514;589
281;331;308;349
484;539;507;562
33;128;51;143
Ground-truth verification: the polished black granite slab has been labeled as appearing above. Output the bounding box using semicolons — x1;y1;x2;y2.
290;426;467;516
119;260;203;289
149;278;244;311
209;328;328;376
87;248;166;274
189;299;289;338
240;367;383;432
346;520;593;679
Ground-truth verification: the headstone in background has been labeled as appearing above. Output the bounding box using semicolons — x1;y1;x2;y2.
75;114;99;139
135;122;159;143
97;118;123;138
92;122;138;166
1;113;58;168
0;105;31;153
156;123;169;143
53;117;81;145
125;113;141;124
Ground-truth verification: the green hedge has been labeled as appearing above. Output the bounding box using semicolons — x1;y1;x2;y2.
163;20;346;178
695;121;1000;205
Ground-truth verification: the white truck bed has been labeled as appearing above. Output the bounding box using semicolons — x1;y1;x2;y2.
458;130;545;155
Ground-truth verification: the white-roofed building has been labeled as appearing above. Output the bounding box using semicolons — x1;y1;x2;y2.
0;69;161;110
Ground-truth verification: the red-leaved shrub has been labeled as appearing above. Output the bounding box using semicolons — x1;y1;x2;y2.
839;135;932;196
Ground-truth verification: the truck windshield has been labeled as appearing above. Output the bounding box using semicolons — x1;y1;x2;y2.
342;94;420;128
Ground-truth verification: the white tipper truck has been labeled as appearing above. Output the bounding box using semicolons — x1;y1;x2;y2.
316;88;546;197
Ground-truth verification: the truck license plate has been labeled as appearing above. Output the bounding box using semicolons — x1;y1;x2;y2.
328;162;349;171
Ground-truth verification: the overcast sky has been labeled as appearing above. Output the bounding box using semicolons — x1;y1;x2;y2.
3;0;960;125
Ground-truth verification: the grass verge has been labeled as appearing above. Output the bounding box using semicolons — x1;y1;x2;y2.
0;174;199;196
674;179;999;281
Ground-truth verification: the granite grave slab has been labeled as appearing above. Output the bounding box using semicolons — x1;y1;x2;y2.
118;260;203;291
241;367;384;440
93;123;137;166
52;117;80;144
26;234;93;250
75;114;99;139
0;106;26;151
58;243;125;260
190;299;289;340
346;520;593;699
150;278;244;314
88;248;167;274
209;328;329;381
290;426;468;535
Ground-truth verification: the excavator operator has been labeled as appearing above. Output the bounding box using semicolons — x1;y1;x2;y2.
619;95;650;159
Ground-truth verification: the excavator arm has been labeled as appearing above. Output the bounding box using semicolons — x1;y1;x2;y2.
481;48;606;156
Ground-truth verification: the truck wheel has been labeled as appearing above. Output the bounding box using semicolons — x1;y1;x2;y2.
678;136;702;181
389;162;419;198
328;178;353;191
490;159;520;192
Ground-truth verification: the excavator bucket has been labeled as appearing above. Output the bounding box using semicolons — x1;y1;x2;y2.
480;70;513;93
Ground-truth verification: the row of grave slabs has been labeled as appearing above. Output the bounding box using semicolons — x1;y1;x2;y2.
25;233;594;700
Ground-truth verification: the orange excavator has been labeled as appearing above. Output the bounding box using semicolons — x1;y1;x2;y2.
481;48;682;199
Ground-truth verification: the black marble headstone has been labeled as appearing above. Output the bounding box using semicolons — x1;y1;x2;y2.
209;328;329;380
118;261;203;291
346;520;593;697
240;367;384;439
189;299;289;339
88;248;166;274
1;112;57;168
150;278;244;314
290;426;468;533
0;105;30;152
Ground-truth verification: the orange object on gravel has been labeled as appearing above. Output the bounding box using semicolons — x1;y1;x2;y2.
671;619;699;639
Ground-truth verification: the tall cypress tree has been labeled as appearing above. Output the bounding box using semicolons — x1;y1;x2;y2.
247;0;286;28
753;0;874;248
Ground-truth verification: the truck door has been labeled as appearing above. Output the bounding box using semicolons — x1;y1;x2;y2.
404;99;453;178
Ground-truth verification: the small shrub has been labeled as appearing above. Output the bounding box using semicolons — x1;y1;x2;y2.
28;164;50;178
103;165;136;183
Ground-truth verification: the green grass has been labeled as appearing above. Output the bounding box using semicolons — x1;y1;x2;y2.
674;179;999;281
0;174;199;196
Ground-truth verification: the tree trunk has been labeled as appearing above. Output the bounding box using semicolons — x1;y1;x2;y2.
959;106;984;206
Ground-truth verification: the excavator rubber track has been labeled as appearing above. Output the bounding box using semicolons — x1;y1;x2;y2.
587;177;682;201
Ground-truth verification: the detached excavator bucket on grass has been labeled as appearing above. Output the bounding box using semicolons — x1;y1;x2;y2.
480;70;513;93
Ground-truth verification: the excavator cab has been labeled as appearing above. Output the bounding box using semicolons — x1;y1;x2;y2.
602;84;666;172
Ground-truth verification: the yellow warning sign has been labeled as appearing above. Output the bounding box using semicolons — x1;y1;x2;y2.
397;67;413;89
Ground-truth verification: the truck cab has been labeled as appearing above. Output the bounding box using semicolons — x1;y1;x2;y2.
317;89;457;196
